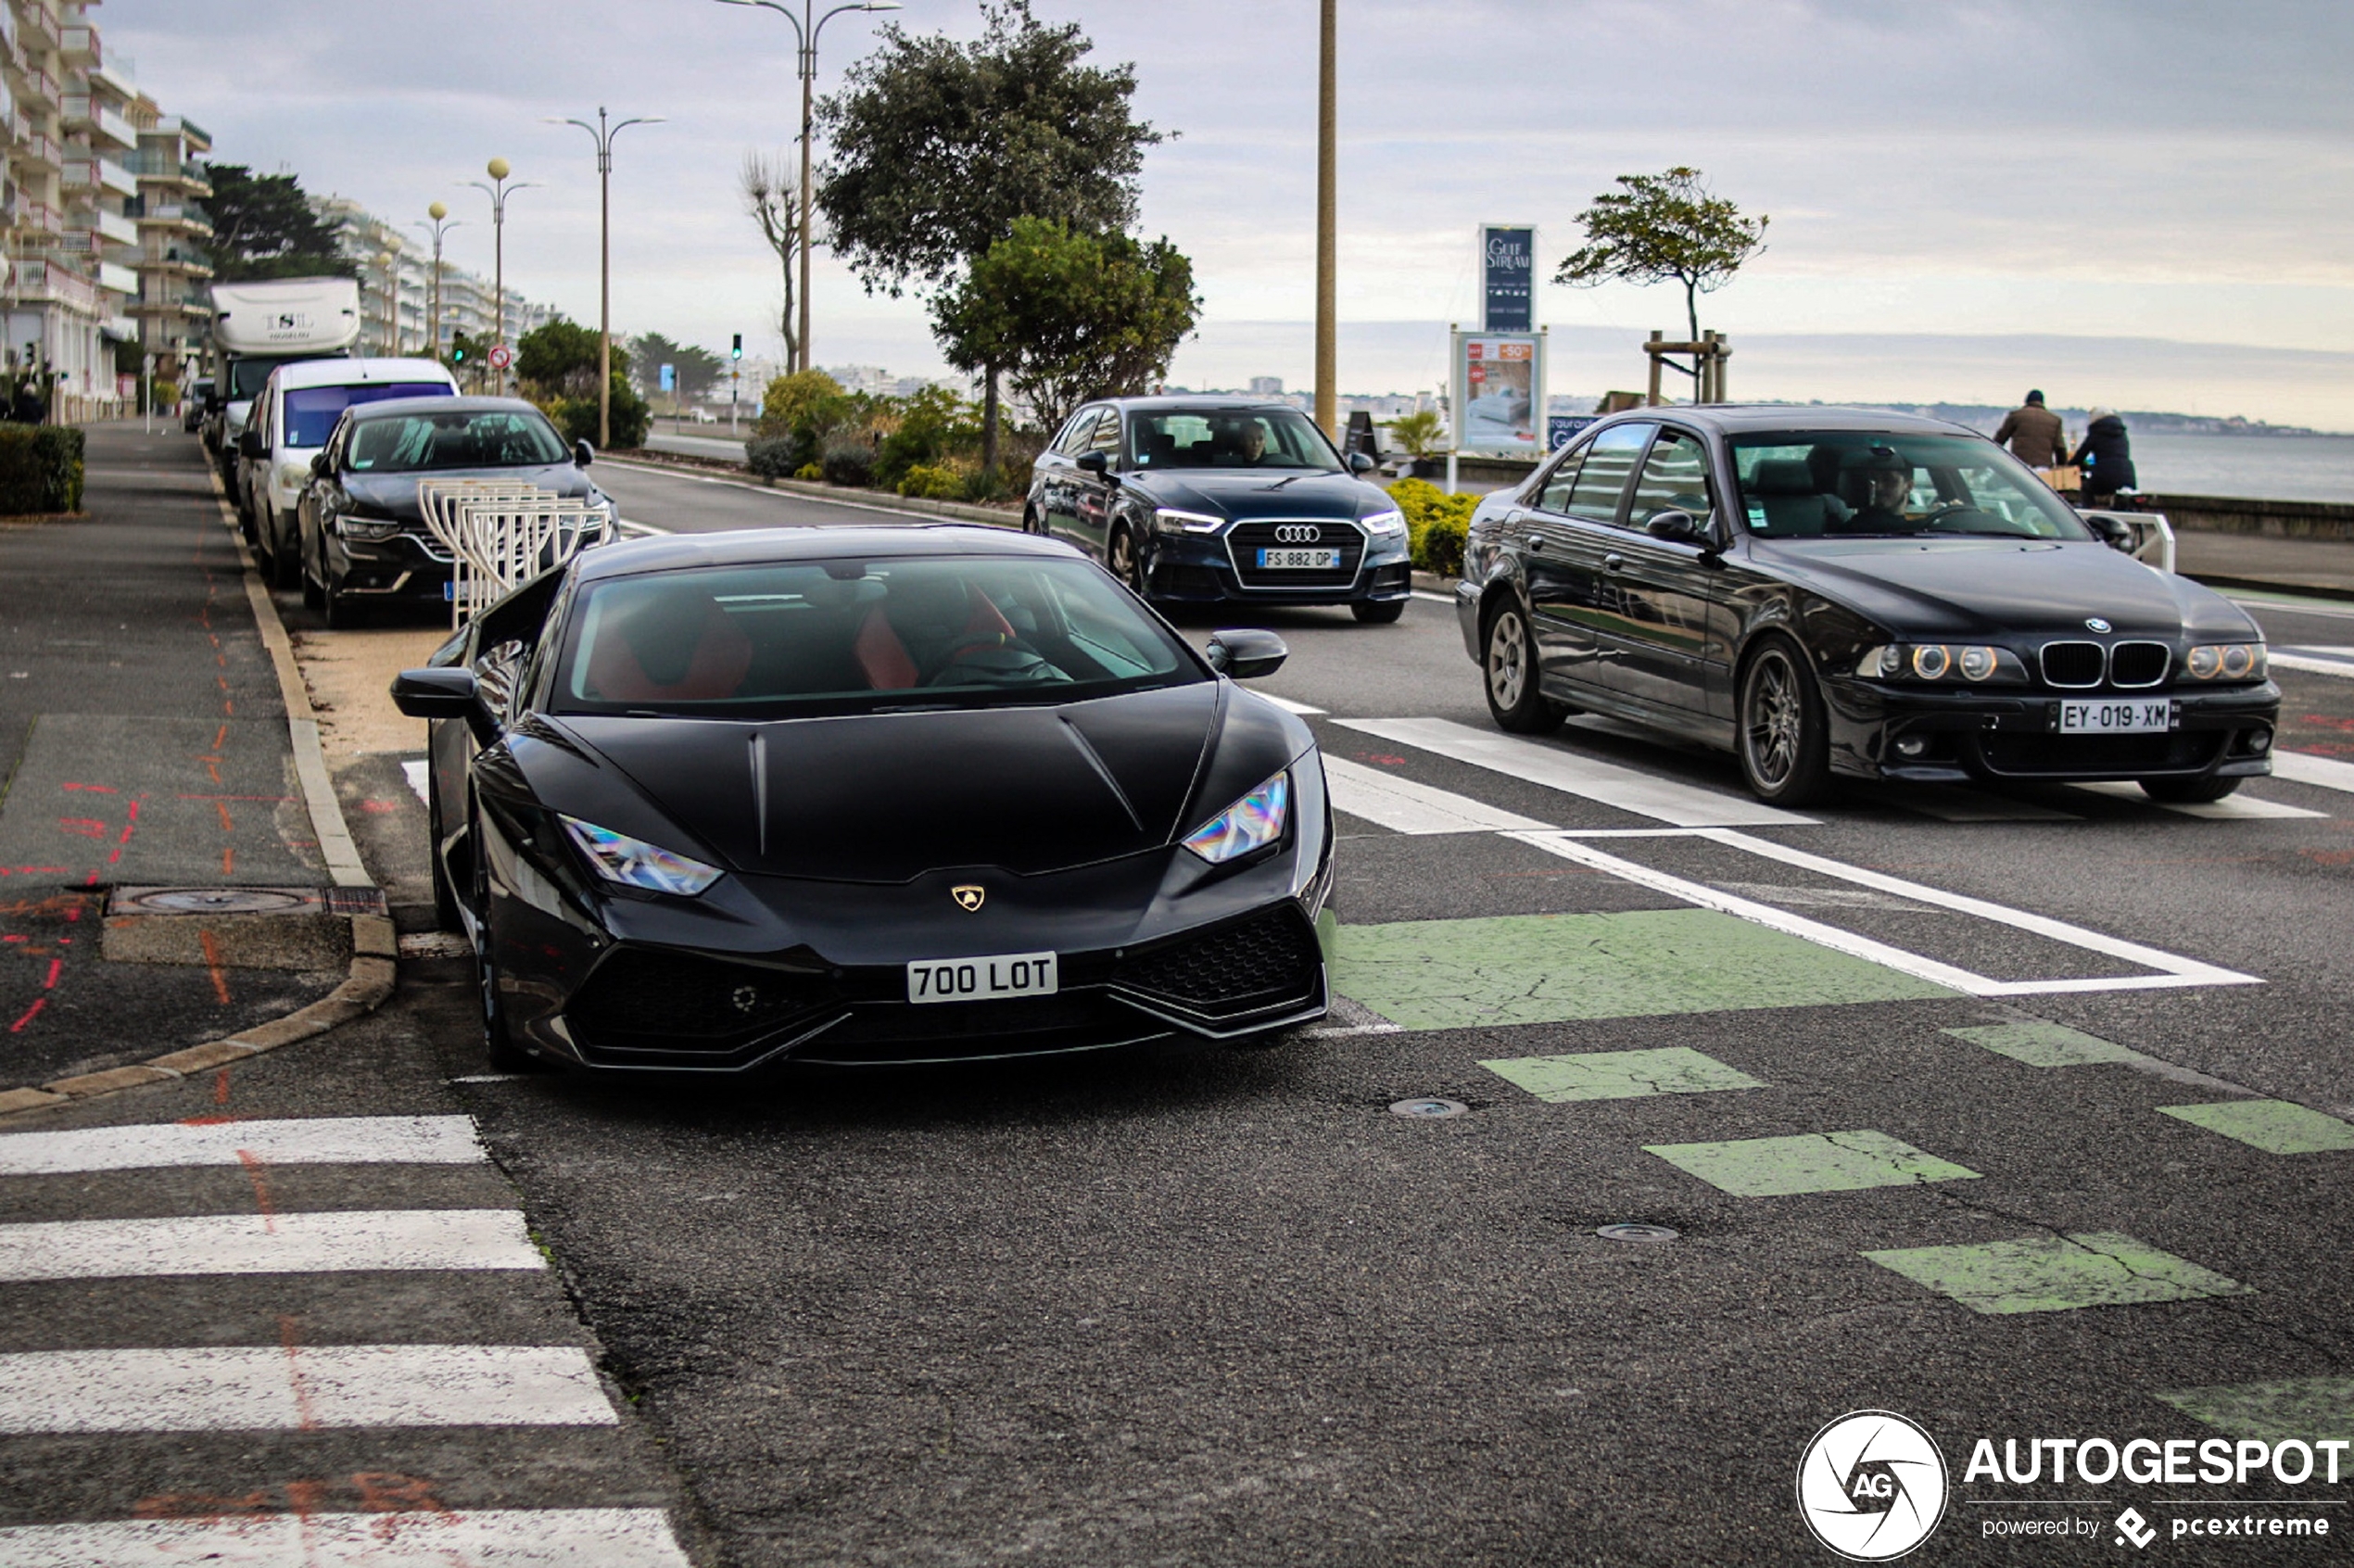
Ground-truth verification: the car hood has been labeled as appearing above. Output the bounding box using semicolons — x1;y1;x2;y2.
540;681;1303;883
1753;537;2258;639
348;464;600;526
1128;468;1388;523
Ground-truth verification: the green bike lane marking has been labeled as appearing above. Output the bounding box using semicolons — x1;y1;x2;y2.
2155;1377;2354;1444
1642;1130;1980;1197
1941;1020;2148;1067
1481;1045;1765;1103
1334;909;1955;1031
2158;1099;2354;1154
1864;1232;2252;1314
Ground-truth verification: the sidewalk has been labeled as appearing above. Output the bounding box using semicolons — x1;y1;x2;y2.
0;424;349;1088
2170;527;2354;600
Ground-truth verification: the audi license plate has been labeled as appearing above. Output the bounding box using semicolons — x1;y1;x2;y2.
2058;699;2176;734
906;951;1057;1005
1257;547;1341;570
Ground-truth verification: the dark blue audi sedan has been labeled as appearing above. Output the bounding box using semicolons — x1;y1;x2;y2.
1022;396;1414;622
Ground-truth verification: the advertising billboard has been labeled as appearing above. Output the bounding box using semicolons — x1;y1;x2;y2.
1451;330;1545;459
1480;224;1537;333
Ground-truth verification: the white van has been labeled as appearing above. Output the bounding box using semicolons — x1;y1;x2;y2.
237;357;457;588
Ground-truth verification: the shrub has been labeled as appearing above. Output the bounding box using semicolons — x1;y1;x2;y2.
745;436;797;479
548;373;652;450
898;462;964;500
793;462;823;482
960;464;1012;504
1387;477;1474;577
0;424;84;514
820;439;875;487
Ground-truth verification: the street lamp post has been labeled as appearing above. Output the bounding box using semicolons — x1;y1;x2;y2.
547;108;663;449
712;0;899;376
411;204;461;365
1314;0;1337;441
464;158;540;396
375;251;399;353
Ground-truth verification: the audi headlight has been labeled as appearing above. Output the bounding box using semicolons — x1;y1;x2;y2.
1361;508;1406;537
1854;643;2026;684
2185;643;2264;680
559;816;722;895
1154;507;1226;535
1181;772;1289;864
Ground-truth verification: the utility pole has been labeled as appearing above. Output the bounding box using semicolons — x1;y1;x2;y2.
1314;0;1337;441
465;158;539;396
549;108;663;447
713;0;900;374
412;204;461;366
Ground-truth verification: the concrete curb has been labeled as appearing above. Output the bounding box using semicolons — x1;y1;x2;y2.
0;464;398;1121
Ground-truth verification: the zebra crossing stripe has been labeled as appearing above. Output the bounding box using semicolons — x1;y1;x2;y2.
0;1510;691;1567
2272;749;2354;795
0;1116;488;1176
0;1209;546;1282
1323;755;1551;834
0;1344;617;1433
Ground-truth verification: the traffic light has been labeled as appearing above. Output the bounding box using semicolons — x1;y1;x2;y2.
731;334;743;360
452;344;465;362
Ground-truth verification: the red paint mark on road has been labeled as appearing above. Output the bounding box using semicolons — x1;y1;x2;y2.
2300;847;2354;867
60;782;119;793
1;934;21;943
199;930;233;1005
0;867;70;876
106;799;142;866
8;998;45;1032
2292;741;2354;757
237;1148;278;1231
213;801;234;833
221;846;234;877
177;1113;237;1125
277;1314;318;1429
57;818;107;838
175;794;294;802
213;722;229;749
1353;752;1409;766
360;799;399;815
2297;714;2354;732
214;1068;232;1105
41;958;60;990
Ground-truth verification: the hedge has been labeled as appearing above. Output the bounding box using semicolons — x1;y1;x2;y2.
1386;477;1471;577
0;424;83;514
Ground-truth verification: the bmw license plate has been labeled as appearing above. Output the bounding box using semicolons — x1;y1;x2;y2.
906;951;1057;1005
1257;547;1340;570
2058;699;2175;734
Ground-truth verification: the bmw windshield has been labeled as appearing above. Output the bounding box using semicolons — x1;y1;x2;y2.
1731;433;2095;541
553;556;1206;719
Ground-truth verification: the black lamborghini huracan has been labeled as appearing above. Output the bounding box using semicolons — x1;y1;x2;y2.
392;525;1335;1071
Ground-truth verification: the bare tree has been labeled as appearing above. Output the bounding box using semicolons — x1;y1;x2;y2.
741;149;803;373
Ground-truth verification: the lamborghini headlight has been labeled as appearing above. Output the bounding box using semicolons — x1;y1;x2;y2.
559;816;722;895
1181;772;1289;864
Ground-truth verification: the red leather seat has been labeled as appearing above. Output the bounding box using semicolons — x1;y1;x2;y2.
587;595;753;702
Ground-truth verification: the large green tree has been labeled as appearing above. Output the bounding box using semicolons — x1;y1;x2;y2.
931;218;1198;441
1553;167;1766;383
628;332;724;402
205;165;352;282
816;0;1165;461
516;315;629;401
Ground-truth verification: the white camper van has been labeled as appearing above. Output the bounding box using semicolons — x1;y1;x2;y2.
206;277;362;484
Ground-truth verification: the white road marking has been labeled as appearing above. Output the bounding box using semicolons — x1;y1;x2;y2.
1300;1022;1406;1038
1411;589;1455;605
2228;594;2354;622
399;757;429;805
1323;755;1551;835
2272;749;2354;794
1259;694;1326;715
0;1344;615;1433
1339;716;1814;828
2068;780;2326;819
0;1209;546;1282
2272;651;2354;678
1507;828;2259;997
0;1510;691;1567
614;516;668;538
0;1115;487;1176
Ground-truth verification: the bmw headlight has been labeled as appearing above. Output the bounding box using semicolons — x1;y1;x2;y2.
559;816;722;895
1361;508;1407;537
2184;643;2264;680
1181;772;1289;864
1854;643;2027;684
1154;507;1226;535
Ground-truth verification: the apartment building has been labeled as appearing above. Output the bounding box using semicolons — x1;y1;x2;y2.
314;192;550;375
1;0;144;420
123;95;209;384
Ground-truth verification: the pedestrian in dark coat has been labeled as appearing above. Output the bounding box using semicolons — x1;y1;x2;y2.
2069;407;2136;505
1992;389;2068;468
9;380;44;425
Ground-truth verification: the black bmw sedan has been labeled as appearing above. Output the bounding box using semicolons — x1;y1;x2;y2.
297;396;619;626
392;525;1335;1072
1455;407;2280;806
1025;396;1414;621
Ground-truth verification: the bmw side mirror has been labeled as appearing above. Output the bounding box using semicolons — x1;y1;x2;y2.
573;438;595;468
1075;450;1109;476
1348;451;1376;474
1205;628;1287;679
2086;513;2133;551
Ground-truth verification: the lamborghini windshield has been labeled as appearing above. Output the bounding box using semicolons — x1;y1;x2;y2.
553;555;1204;718
1730;433;2095;541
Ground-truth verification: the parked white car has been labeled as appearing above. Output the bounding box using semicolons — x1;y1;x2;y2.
237;357;457;588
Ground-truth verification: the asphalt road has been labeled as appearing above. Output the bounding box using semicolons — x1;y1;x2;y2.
11;451;2350;1564
451;467;2354;1562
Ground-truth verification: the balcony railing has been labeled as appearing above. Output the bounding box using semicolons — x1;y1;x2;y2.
7;259;99;313
17;131;60;169
60;23;95;65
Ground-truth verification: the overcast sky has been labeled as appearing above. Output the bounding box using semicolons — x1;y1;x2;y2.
107;0;2354;425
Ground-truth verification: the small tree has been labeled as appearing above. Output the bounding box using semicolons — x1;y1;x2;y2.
931;218;1198;458
1383;409;1447;459
740;149;802;373
1553;167;1766;382
516;316;627;402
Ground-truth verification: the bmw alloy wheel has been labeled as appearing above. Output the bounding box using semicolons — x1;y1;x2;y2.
1738;639;1829;804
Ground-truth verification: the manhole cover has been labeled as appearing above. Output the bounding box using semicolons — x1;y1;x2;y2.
1594;1222;1680;1243
1389;1098;1467;1119
115;887;316;916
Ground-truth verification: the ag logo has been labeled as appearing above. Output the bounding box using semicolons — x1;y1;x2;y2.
1796;1410;1949;1561
950;884;986;912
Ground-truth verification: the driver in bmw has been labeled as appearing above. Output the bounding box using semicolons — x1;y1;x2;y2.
1837;446;1916;533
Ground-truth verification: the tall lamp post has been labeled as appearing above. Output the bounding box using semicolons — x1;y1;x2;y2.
547;107;662;448
375;251;399;353
411;203;461;365
711;0;899;375
1314;0;1336;441
463;158;539;395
